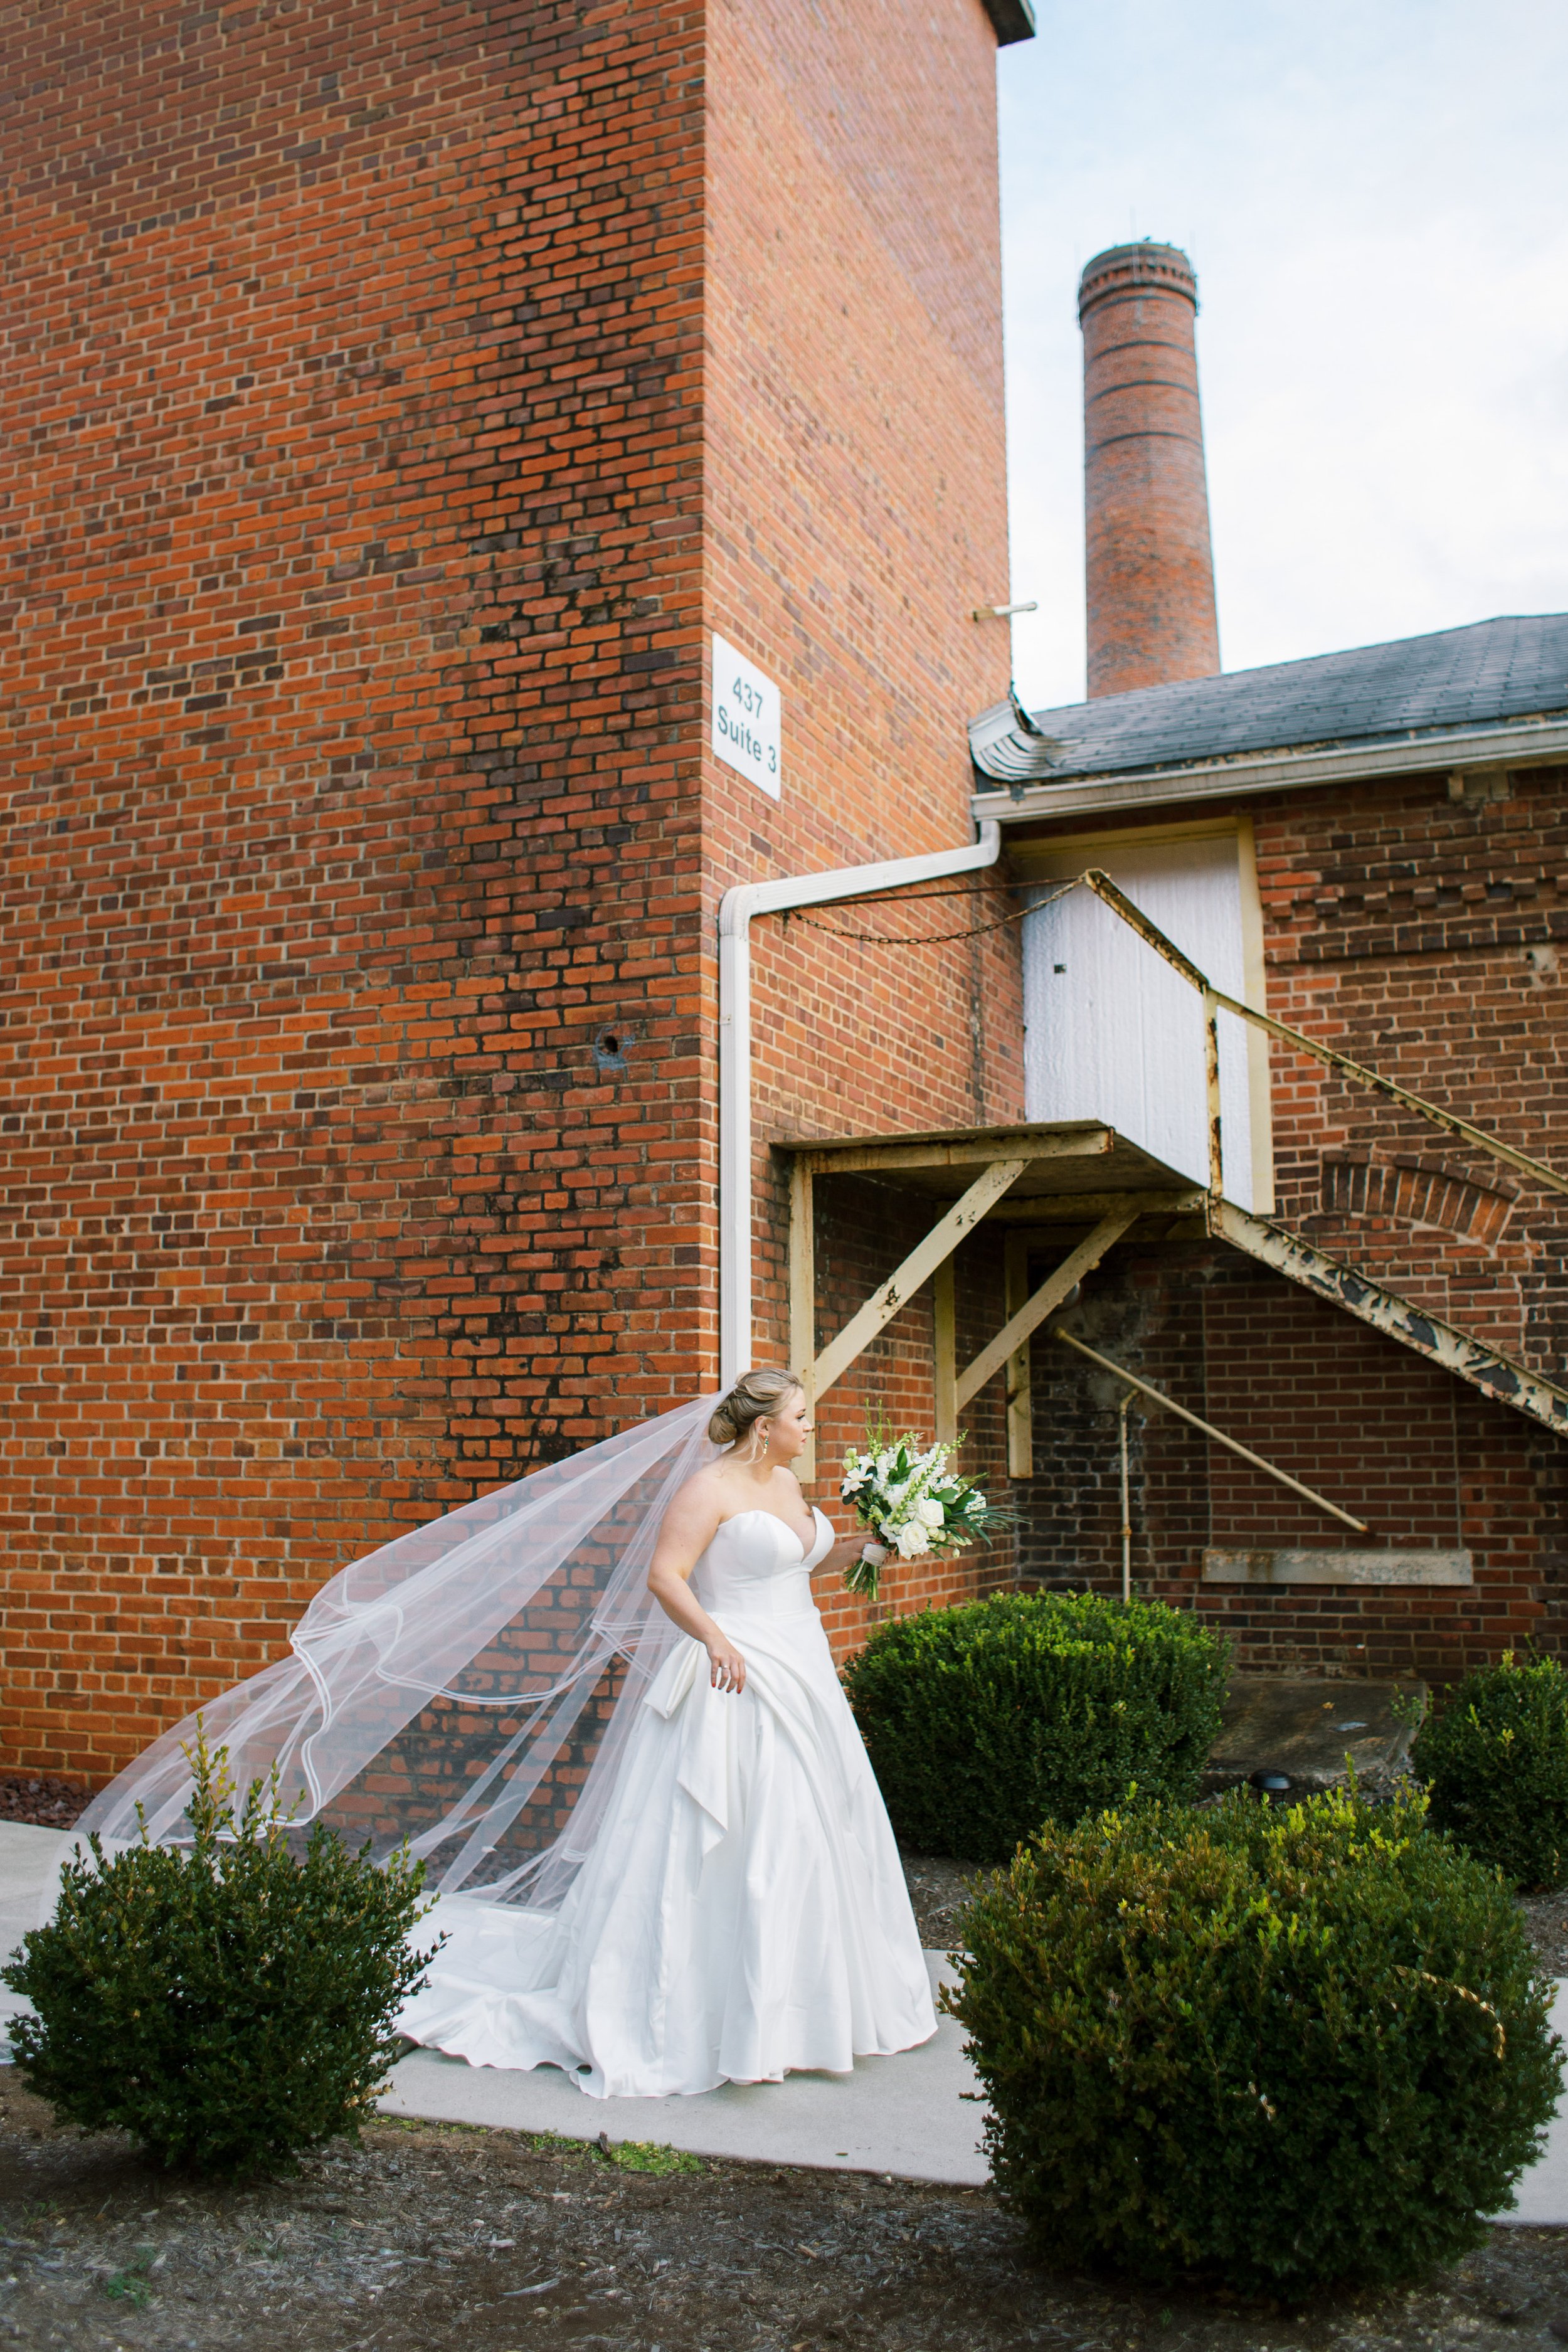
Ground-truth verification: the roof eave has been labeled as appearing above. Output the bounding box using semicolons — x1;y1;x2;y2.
981;0;1036;43
970;714;1568;826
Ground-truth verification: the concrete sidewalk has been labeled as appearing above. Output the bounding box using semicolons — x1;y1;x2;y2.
3;1821;1565;2220
382;1949;987;2186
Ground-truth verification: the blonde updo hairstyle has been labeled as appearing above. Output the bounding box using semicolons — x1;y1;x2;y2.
708;1365;805;1451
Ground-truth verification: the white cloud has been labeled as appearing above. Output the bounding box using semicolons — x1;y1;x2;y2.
997;0;1568;709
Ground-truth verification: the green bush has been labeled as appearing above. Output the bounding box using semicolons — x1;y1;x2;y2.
842;1592;1228;1862
1412;1651;1568;1890
946;1788;1562;2296
2;1731;436;2175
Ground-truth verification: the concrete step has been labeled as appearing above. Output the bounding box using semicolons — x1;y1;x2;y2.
1204;1671;1422;1796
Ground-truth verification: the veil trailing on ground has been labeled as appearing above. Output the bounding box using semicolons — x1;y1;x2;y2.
77;1394;724;1914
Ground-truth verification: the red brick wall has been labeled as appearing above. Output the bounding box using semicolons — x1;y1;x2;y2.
1078;244;1220;699
1255;760;1568;1372
0;0;1025;1781
0;0;712;1781
1013;1240;1549;1681
701;0;1025;1556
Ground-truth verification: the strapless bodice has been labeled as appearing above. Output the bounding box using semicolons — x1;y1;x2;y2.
689;1507;833;1619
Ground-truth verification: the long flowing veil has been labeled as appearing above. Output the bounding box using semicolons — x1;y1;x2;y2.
77;1394;724;1913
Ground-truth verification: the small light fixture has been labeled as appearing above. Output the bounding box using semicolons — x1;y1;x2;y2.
972;600;1039;622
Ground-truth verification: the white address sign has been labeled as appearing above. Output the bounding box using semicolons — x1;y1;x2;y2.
711;633;781;800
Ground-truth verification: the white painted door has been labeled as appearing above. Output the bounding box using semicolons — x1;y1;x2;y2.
1022;834;1261;1207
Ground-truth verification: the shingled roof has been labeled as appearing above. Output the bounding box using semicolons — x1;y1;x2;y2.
970;612;1568;796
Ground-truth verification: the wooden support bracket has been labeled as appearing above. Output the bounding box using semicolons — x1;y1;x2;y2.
1004;1231;1033;1477
788;1155;817;1481
955;1205;1142;1412
810;1157;1029;1404
933;1259;957;1444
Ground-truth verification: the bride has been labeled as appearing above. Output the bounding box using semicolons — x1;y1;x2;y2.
78;1367;936;2100
397;1367;937;2095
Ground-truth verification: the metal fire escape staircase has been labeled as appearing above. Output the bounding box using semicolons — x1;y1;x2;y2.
1084;867;1568;1444
787;870;1568;1507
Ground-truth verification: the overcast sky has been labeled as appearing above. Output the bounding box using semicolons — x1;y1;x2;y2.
997;0;1568;712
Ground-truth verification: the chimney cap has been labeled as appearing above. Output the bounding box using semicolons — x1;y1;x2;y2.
1078;241;1199;320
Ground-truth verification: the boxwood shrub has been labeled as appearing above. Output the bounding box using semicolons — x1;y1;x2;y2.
842;1592;1228;1862
3;1732;436;2175
1412;1650;1568;1890
946;1788;1562;2296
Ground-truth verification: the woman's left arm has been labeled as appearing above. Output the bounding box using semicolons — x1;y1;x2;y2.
813;1528;872;1576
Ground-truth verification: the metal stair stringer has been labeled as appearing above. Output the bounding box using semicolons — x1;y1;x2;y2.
1206;1196;1568;1441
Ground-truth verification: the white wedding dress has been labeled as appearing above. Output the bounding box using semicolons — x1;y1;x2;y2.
396;1506;936;2097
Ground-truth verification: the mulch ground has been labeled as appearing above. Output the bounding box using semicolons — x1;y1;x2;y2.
2;2074;1567;2352
0;1779;92;1831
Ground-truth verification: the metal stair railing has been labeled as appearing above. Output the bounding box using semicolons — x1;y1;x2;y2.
1077;867;1568;1205
1057;869;1568;1441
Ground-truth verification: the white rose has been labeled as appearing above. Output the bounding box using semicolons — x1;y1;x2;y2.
916;1498;945;1530
894;1521;931;1558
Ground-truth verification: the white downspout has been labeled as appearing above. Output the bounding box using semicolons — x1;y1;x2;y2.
718;819;1003;1385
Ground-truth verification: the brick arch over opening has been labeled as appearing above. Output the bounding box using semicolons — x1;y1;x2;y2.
1320;1158;1517;1246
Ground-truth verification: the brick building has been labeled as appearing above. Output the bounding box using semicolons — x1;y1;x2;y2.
969;608;1568;1678
3;14;1565;1793
0;0;1032;1784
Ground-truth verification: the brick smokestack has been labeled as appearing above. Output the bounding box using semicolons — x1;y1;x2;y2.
1079;241;1220;698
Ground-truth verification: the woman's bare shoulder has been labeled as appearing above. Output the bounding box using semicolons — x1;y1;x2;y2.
665;1461;733;1522
678;1460;732;1501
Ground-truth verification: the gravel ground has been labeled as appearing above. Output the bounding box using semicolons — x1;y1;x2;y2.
3;2074;1568;2352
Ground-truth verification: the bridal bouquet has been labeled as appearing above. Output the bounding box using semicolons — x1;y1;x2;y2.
839;1424;1010;1599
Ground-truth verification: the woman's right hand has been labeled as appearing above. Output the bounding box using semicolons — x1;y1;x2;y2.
706;1636;747;1695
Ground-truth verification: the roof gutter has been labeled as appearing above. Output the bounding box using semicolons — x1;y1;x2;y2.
718;821;1002;1387
971;714;1568;827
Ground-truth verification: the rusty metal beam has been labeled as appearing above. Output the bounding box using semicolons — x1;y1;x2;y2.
1051;1326;1371;1532
1208;1197;1568;1439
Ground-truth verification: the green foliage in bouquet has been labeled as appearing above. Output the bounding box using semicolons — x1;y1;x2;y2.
839;1421;1012;1599
2;1729;437;2175
1412;1650;1568;1890
947;1787;1562;2296
843;1590;1227;1862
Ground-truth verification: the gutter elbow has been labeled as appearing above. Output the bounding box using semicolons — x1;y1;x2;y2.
719;882;757;944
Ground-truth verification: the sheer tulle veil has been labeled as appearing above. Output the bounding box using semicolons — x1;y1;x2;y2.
77;1394;726;1914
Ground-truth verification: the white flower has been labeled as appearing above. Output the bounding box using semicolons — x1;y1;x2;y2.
894;1521;931;1558
916;1497;945;1530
